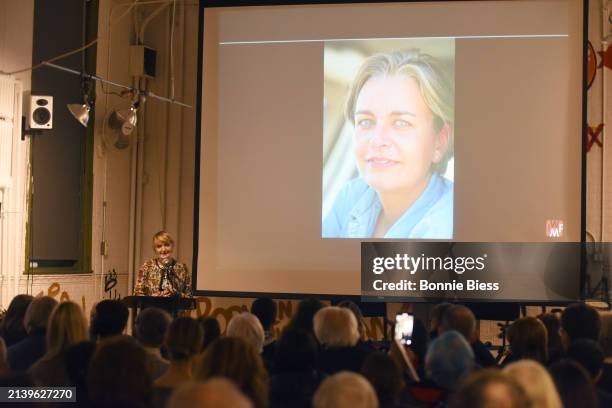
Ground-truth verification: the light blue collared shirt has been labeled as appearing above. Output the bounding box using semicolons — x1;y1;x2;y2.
322;174;453;239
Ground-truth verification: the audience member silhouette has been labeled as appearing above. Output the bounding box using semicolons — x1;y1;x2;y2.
195;336;268;408
167;379;253;408
7;296;57;371
560;303;601;350
198;316;221;351
314;306;371;375
361;352;404;408
134;307;171;379
269;327;322;408
312;371;378;408
439;304;496;367
90;299;129;341
549;359;599;408
28;301;88;386
504;317;548;365
87;335;153;408
450;368;529;408
503;360;562;408
0;294;34;347
154;317;203;408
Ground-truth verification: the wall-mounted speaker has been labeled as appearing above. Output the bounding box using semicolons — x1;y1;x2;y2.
29;95;53;129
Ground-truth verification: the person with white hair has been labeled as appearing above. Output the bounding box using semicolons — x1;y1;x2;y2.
226;312;265;353
503;360;562;408
313;371;378;408
314;306;371;374
167;378;253;408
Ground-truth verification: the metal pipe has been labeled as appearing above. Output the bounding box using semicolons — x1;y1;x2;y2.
41;61;191;107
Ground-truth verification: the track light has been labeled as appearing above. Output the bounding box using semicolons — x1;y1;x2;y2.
67;101;91;127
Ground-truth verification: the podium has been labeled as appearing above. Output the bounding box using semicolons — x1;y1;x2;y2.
123;296;197;329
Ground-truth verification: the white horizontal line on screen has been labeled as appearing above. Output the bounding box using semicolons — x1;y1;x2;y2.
219;34;568;45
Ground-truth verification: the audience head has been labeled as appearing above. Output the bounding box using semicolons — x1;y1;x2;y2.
166;316;203;362
289;298;324;335
313;371;378;408
537;313;563;359
361;352;404;407
503;360;562;408
451;369;529;408
0;294;34;345
134;307;171;348
90;299;129;340
87;336;152;408
566;338;604;381
226;312;265;353
507;316;548;363
338;300;367;341
314;306;359;348
167;379;253;408
198;316;221;350
46;301;88;358
274;327;318;372
24;296;58;335
549;359;598;408
439;305;476;343
425;330;475;390
560;303;601;349
430;302;453;337
195;337;268;408
64;340;96;401
250;298;277;332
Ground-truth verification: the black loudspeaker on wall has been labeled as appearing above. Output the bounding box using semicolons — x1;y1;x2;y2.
29;95;53;129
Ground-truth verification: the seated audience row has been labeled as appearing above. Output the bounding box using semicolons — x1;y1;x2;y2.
0;294;609;408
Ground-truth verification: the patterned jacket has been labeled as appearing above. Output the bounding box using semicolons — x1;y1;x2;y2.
133;258;192;297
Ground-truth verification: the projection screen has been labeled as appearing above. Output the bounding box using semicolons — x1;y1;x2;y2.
194;0;586;300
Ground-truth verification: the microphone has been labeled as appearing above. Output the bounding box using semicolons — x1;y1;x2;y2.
160;258;177;294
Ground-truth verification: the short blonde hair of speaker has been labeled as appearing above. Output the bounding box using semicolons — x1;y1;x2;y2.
344;49;454;175
314;306;359;348
45;301;88;359
503;360;562;408
226;312;265;353
153;230;174;249
313;371;378;408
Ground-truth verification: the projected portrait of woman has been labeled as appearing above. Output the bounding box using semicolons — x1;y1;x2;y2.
322;46;454;238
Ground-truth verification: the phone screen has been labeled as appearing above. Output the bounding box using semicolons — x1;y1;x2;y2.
394;313;414;345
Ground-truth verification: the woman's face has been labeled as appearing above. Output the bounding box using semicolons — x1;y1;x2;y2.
154;239;173;262
353;74;448;196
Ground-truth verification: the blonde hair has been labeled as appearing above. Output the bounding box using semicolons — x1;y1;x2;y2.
226;312;265;353
345;50;454;174
313;371;378;408
45;301;88;359
153;230;174;249
503;360;562;408
314;306;359;348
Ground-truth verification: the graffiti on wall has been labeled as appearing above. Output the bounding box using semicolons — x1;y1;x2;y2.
33;282;388;339
104;269;120;299
36;282;86;311
194;297;386;339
